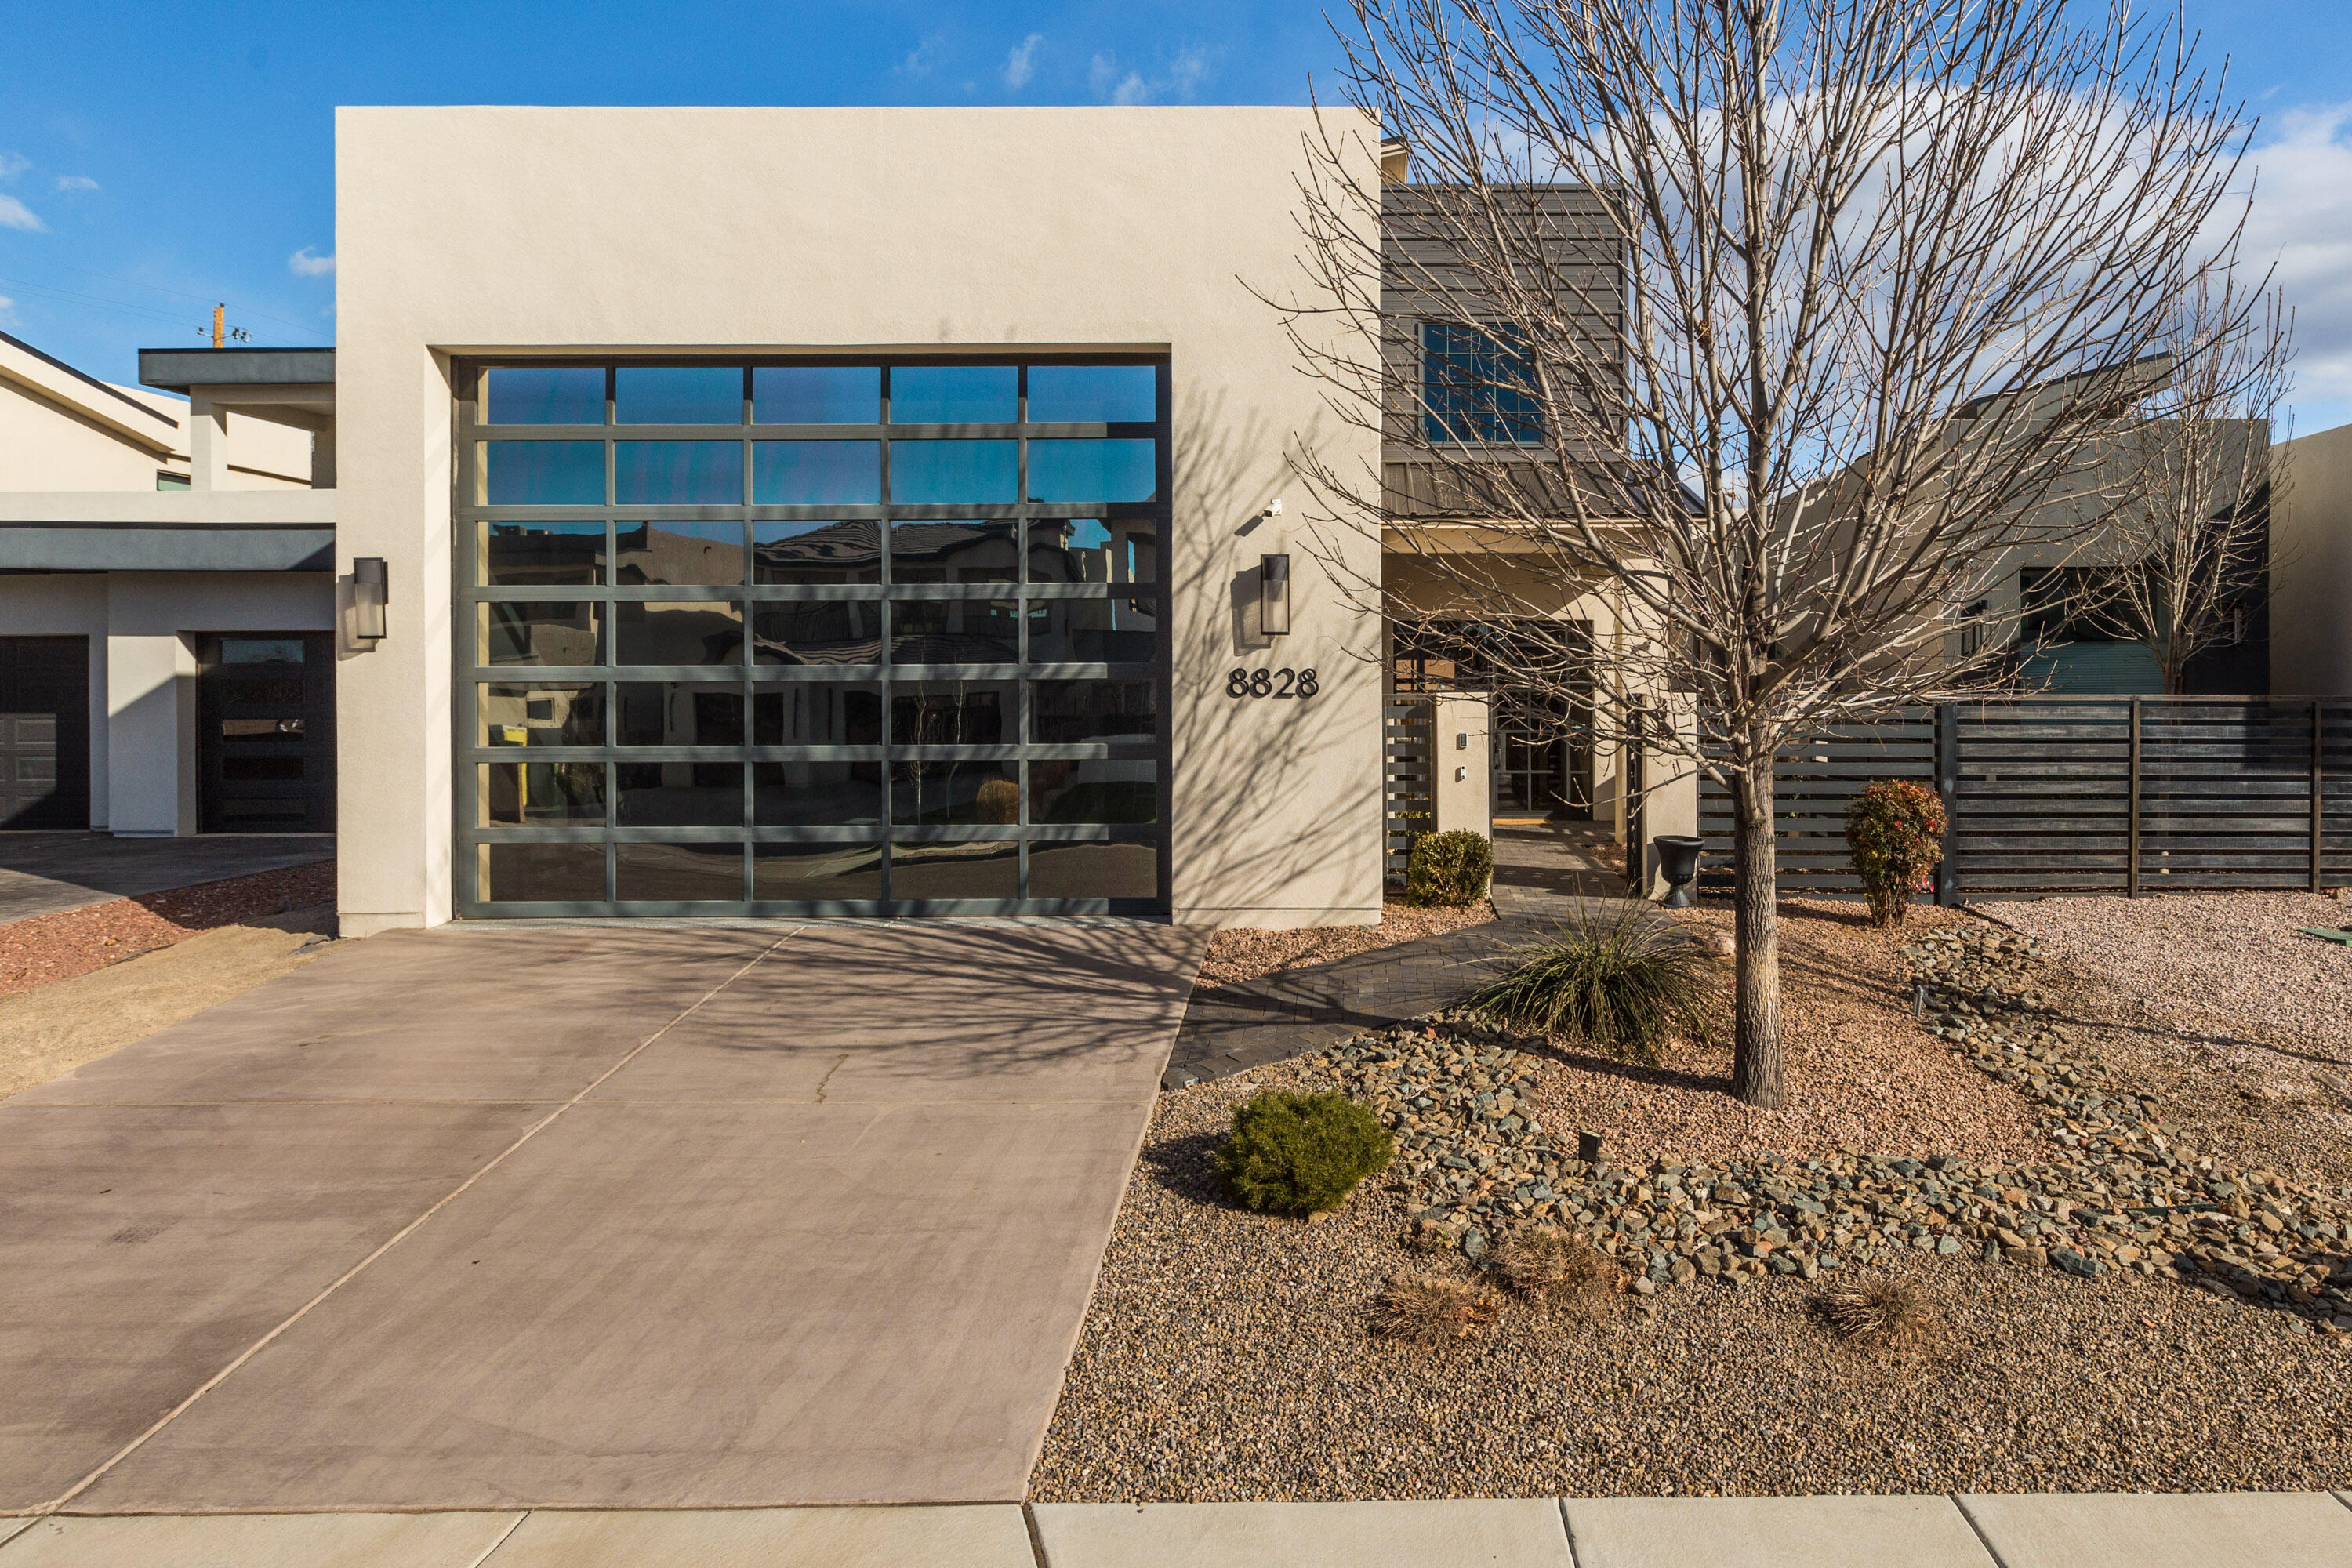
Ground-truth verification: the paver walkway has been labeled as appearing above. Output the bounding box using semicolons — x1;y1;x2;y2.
0;833;333;924
1164;823;1641;1087
5;1493;2348;1566
0;920;1200;1514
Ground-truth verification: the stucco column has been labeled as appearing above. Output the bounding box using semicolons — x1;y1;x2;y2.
185;393;231;492
106;632;196;836
1432;692;1491;839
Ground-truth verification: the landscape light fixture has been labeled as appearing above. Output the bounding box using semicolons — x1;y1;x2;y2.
353;557;389;643
1260;553;1291;637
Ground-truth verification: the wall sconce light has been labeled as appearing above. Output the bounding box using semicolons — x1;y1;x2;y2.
353;557;389;644
1260;553;1291;637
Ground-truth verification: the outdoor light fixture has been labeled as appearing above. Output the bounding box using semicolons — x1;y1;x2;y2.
1260;553;1291;637
353;557;388;644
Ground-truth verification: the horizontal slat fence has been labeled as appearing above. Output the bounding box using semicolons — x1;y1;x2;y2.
1385;698;1434;880
1698;696;2352;901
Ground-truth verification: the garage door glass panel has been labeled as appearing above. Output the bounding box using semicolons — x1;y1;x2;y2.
752;684;880;744
890;365;1016;424
615;601;744;666
753;365;880;424
615;520;747;586
480;602;601;666
752;841;884;900
753;520;880;584
485;367;605;425
485;841;607;902
1028;841;1158;899
618;761;745;826
752;441;880;504
481;521;607;585
615;366;743;425
479;761;607;826
615;441;743;505
617;840;746;901
753;763;886;826
1026;365;1156;423
615;684;745;746
1026;440;1158;502
889;840;1019;900
485;442;605;505
461;355;1167;915
891;441;1016;503
1033;763;1156;824
890;520;1017;583
480;683;604;747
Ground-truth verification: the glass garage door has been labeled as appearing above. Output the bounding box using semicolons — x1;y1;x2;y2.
454;358;1168;917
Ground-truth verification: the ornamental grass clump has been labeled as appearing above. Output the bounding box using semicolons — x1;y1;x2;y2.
1494;1226;1622;1321
1468;900;1714;1063
1368;1270;1503;1346
1844;779;1947;927
1213;1090;1393;1215
1405;829;1494;907
1807;1277;1944;1363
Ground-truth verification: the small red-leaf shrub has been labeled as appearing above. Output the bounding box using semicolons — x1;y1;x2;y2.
1844;779;1947;927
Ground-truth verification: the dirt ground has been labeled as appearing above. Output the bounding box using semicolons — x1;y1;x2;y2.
1196;896;1498;989
0;860;336;999
0;915;337;1102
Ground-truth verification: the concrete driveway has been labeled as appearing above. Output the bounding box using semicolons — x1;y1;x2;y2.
0;833;334;923
0;920;1201;1513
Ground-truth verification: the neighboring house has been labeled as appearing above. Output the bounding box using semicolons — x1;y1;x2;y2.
2267;420;2352;698
0;333;335;833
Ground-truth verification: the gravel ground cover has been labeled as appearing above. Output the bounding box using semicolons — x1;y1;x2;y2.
1033;901;2352;1500
0;860;335;998
1196;898;1497;989
1979;891;2352;1185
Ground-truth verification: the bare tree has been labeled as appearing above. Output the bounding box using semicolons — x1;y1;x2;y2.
1272;0;2258;1106
2092;281;2292;695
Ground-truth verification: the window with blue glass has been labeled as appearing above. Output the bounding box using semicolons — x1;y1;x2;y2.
1421;321;1542;445
458;358;1167;916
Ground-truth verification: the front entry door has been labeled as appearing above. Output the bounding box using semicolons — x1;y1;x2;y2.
198;633;335;833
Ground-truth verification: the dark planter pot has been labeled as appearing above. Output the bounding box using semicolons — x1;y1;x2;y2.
1653;834;1704;909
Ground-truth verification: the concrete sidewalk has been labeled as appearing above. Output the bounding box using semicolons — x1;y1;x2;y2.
0;920;1200;1514
5;1494;2349;1566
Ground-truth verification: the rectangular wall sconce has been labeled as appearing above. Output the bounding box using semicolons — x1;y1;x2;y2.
1260;553;1291;637
353;557;389;643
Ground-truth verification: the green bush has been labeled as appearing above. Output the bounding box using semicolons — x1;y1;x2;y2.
1468;899;1714;1063
1405;829;1495;907
1844;779;1947;928
1214;1091;1394;1214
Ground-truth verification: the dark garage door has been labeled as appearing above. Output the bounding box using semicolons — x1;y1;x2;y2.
0;636;91;830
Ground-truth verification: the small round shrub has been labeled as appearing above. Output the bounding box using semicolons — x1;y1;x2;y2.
1406;829;1494;907
1214;1090;1393;1214
1844;779;1947;927
975;776;1020;825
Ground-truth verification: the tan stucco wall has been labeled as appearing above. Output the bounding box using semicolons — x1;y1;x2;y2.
0;356;317;492
334;105;1383;931
2271;421;2352;697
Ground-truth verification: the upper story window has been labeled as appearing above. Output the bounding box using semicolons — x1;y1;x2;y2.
1421;321;1542;445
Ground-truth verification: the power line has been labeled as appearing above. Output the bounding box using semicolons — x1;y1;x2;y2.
0;274;196;330
0;243;321;335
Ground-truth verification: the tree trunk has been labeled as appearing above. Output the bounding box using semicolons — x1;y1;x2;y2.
1732;767;1784;1108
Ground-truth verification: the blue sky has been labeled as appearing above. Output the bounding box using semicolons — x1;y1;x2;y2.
3;1;2349;429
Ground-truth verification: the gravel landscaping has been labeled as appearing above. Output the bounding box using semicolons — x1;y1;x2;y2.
0;860;336;999
1033;898;2352;1501
1196;897;1497;989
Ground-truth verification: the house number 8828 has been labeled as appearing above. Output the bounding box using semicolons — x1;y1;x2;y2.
1226;667;1318;699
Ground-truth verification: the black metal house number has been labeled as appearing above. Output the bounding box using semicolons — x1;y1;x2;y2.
1226;667;1319;699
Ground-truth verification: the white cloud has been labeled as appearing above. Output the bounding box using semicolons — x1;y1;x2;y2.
902;33;945;76
1087;45;1215;106
0;194;44;232
288;246;336;277
53;174;97;192
2239;103;2352;429
0;294;14;325
0;151;27;180
1003;33;1043;90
